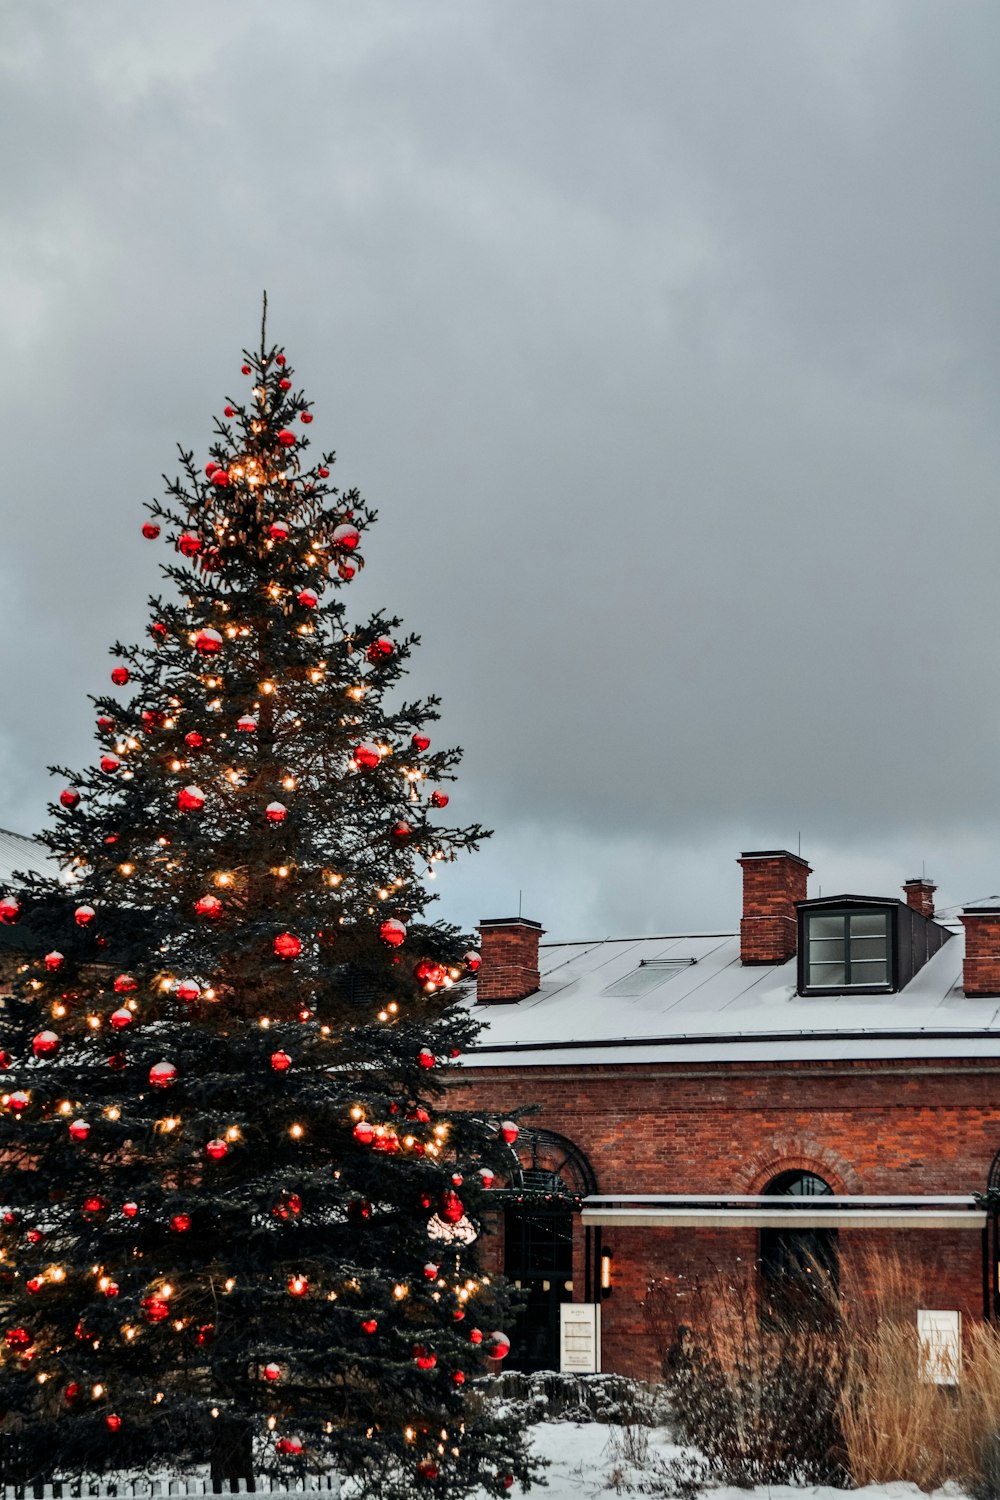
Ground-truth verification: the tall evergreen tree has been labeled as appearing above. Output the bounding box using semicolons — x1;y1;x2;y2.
0;307;533;1497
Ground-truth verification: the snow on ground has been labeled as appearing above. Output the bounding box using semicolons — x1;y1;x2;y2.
502;1421;966;1500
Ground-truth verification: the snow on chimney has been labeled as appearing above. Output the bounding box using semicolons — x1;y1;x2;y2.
738;849;811;966
960;906;1000;997
477;918;543;1004
903;878;936;920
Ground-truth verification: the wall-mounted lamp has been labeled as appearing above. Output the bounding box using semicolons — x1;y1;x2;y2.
600;1249;613;1297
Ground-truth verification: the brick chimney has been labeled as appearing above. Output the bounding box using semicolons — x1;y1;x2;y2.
738;849;811;965
477;918;543;1004
903;878;936;919
960;907;1000;997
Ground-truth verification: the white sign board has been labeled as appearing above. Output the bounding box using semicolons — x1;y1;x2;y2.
560;1303;601;1373
918;1309;961;1385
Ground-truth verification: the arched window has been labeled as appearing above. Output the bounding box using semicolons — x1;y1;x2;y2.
502;1129;596;1372
759;1170;838;1330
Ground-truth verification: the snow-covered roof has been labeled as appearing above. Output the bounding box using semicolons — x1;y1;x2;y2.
0;828;54;885
461;924;1000;1067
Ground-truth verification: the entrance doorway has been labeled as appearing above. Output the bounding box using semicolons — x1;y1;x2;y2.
759;1170;839;1329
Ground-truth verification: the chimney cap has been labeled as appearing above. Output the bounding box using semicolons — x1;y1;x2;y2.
904;877;937;889
738;849;811;868
478;917;544;931
962;904;1000;916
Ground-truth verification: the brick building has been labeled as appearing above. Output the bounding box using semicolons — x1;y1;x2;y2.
448;850;1000;1379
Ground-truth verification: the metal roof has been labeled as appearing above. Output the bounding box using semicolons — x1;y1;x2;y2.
460;923;1000;1067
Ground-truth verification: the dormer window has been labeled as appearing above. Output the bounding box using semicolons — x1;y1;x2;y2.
803;908;892;992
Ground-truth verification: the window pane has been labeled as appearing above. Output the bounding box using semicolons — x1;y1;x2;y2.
849;912;887;937
809;939;843;963
849;960;889;985
849;936;886;961
809;915;845;940
809;962;846;986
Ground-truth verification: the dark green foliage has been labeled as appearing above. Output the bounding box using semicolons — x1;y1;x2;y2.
0;317;536;1498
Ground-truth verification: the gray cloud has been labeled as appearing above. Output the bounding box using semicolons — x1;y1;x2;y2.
2;0;1000;939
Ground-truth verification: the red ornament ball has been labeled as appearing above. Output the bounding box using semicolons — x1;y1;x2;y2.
452;1370;466;1385
361;1318;377;1334
297;588;318;609
178;531;203;557
170;1213;191;1233
212;469;230;489
270;1050;292;1072
194;628;223;657
392;820;412;839
353;741;380;770
142;1297;170;1323
114;973;137;993
241;363;251;374
380;918;406;948
97;714;114;729
500;1120;519;1145
7;1092;29;1113
469;1327;483;1346
175;979;201;1002
100;754;120;773
122;1202;138;1219
479;1167;495;1189
69;1119;90;1142
111;667;129;686
142;521;160;540
415;959;446;986
264;1362;281;1382
417;1462;439;1483
317;466;330;478
150;622;167;641
418;1047;436;1070
333;522;360;550
279;377;291;391
142;708;166;729
288;1275;308;1297
412;733;431;752
110;1008;133;1031
431;791;449;808
438;1190;464;1225
353;1120;374;1145
0;1051;9;1070
275;1438;302;1457
266;801;288;823
465;949;482;973
32;1031;59;1058
487;1331;511;1361
5;1328;31;1351
269;519;289;541
195;893;223;919
273;932;302;961
237;714;257;733
74;905;96;927
178;785;205;813
24;1278;43;1296
44;950;64;971
185;730;204;748
338;558;358;581
276;429;296;448
301;412;313;424
206;1138;228;1161
60;788;80;809
224;406;235;418
276;355;286;367
413;1345;437;1371
149;1061;177;1089
367;637;394;662
424;1261;439;1279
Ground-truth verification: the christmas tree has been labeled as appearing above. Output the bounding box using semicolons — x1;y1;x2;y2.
0;304;534;1497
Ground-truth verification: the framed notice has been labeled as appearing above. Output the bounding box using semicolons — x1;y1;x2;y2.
918;1309;961;1385
560;1303;601;1373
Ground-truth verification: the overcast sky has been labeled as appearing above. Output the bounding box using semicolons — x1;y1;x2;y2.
3;1;1000;940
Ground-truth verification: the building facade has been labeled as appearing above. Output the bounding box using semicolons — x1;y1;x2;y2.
448;851;1000;1379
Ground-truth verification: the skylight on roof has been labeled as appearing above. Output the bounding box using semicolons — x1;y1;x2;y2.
602;959;695;998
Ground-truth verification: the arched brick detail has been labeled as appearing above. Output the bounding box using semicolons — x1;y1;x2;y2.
735;1134;862;1196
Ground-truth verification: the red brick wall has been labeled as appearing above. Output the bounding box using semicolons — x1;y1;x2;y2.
477;920;543;1003
450;1057;1000;1378
962;911;1000;997
738;852;810;964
